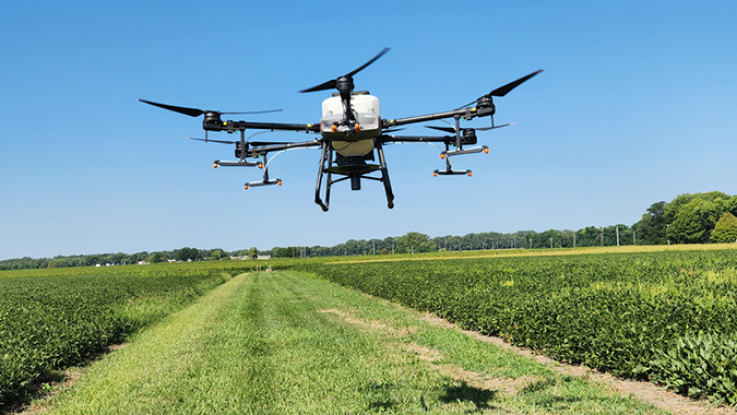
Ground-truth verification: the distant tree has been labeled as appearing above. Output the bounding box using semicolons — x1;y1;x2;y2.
175;248;188;262
395;232;436;253
633;201;668;245
148;252;165;263
248;247;258;259
175;247;200;261
668;197;730;244
711;212;737;243
380;248;389;255
210;249;223;260
109;253;125;265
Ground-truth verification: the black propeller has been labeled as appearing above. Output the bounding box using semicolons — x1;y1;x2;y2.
425;123;513;133
426;126;457;134
139;99;282;118
461;69;543;108
459;70;543;109
184;136;293;146
184;136;236;144
454;70;542;129
299;48;390;94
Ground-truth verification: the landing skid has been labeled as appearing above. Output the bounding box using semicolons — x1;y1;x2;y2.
315;139;394;212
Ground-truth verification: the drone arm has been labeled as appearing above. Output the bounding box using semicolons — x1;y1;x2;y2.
246;139;323;157
383;107;479;128
380;134;456;144
206;120;321;133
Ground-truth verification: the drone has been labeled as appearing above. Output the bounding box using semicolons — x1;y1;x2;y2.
140;48;541;212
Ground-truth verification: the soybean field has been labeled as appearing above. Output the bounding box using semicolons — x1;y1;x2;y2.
3;246;737;413
297;249;737;406
0;262;259;408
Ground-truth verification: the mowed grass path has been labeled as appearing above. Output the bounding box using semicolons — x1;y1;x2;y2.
46;272;669;415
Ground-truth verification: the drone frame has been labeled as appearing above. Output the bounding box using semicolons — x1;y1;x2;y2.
140;48;541;212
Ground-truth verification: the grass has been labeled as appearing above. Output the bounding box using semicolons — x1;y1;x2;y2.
42;271;670;414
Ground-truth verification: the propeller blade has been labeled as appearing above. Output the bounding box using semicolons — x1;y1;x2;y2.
475;122;514;131
299;79;338;93
381;128;405;133
346;47;390;78
248;140;294;146
426;126;457;133
220;109;283;115
489;70;543;97
140;99;283;117
457;70;544;109
300;47;390;93
140;99;203;117
183;136;236;144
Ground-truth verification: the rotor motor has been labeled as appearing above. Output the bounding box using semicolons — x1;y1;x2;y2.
234;141;249;159
462;129;478;145
475;96;496;118
203;111;224;131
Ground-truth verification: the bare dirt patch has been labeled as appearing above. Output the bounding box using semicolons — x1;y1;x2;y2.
317;308;398;333
400;342;537;395
318;308;528;396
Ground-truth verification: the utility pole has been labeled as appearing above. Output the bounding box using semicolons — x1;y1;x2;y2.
633;230;636;245
550;237;553;249
616;226;620;247
573;234;576;248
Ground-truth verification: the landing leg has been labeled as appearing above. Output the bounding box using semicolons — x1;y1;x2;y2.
314;141;329;212
375;139;395;209
325;146;333;208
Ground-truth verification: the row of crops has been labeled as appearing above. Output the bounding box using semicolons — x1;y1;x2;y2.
296;250;737;405
0;261;260;408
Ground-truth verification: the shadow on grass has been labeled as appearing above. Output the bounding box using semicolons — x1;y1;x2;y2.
1;370;68;414
440;381;498;412
368;400;395;411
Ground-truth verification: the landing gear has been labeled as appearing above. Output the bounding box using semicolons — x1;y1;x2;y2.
314;139;395;212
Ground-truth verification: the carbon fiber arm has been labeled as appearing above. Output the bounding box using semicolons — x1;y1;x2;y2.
379;134;456;144
205;119;321;133
246;139;323;157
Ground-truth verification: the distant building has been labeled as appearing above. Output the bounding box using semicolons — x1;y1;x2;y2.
257;255;271;260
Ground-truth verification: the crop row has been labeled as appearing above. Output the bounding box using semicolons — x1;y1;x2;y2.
297;250;737;405
0;261;258;408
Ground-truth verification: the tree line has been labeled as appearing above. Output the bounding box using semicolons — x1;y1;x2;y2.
0;247;259;271
271;191;737;255
4;191;737;270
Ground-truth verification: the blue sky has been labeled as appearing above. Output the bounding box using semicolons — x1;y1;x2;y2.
1;0;736;260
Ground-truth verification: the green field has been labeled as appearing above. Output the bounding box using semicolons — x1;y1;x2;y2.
3;246;737;413
0;262;259;408
41;272;667;414
297;248;737;406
